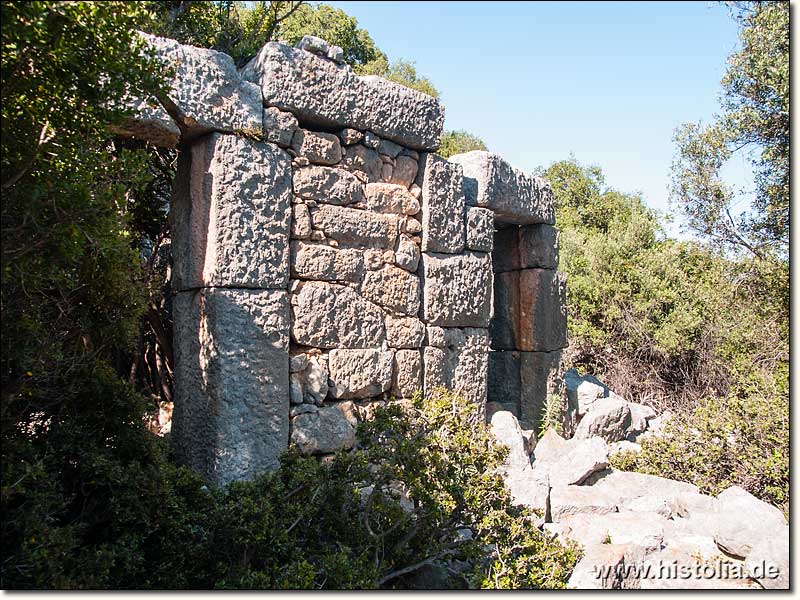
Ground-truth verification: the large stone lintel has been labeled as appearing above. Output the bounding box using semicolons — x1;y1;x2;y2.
241;42;444;151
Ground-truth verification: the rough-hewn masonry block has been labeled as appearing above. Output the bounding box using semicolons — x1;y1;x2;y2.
518;269;568;351
172;288;290;486
241;42;444;150
171;133;292;291
419;154;466;254
421;252;493;327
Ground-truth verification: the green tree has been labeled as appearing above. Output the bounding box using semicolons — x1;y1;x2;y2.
357;56;439;98
438;130;488;158
670;1;788;260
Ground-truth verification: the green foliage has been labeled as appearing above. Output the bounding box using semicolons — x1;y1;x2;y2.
438;130;488;159
670;1;788;260
3;390;578;589
357;56;439;98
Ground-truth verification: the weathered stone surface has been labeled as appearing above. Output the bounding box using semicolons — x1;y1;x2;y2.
338;128;362;145
421;252;492;327
506;469;550;517
171;133;291;291
466;207;494;252
290;281;385;348
172;288;289;485
487;351;521;413
291;402;358;454
419;154;465;254
292;166;363;205
449;151;554;225
489;271;520;350
534;428;569;463
393;349;422;398
395;235;421;272
290;241;363;283
341;144;383;182
583;469;700;501
291;129;342;165
567;543;647;590
242;42;444;150
386;316;425;348
139;33;262;139
111;97;180;148
263;106;298;147
565;369;617;416
291;204;312;239
518;224;559;269
713;486;787;559
390;155;419;188
559;512;669;552
451;328;490;408
490;410;533;472
328;349;393;399
745;528;789;589
550;485;619;521
378;137;403;158
295;34;330;56
519;350;564;429
362;266;420;316
518;269;568;351
545;437;609;487
426;326;447;348
638;546;760;590
363;183;420;215
574;398;632;443
309;204;398;248
422;346;451;393
627;402;657;438
363;131;380;149
492;226;520;272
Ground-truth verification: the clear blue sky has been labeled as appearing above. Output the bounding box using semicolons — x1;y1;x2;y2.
328;1;752;236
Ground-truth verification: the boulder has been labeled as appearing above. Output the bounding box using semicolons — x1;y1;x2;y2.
449;151;554;225
582;469;700;502
549;485;619;521
390;155;419;188
545;437;609;486
558;511;669;552
574;398;632;443
713;486;787;559
533;428;568;464
242;42;444;150
490;410;533;473
745;527;789;589
340;143;383;182
394;234;421;272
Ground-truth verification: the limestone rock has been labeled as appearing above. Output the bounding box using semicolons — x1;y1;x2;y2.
242;42;444;150
390;155;419;188
111;97;180;148
363;183;420;215
341;144;383;182
291;402;358;454
292;166;363;205
450;328;490;408
545;437;609;487
489;271;519;350
449;151;554;225
419;154;465;254
291;281;385;348
627;402;657;438
534;428;569;464
465;207;494;252
559;512;669;553
172;288;289;485
745;528;789;589
713;486;787;559
490;410;533;473
550;485;619;521
426;326;447;348
519;350;565;430
263;106;298;147
487;351;521;415
290;241;363;282
518;268;568;351
505;469;550;517
518;224;559;269
295;34;330;57
338;128;363;145
291;204;312;239
328;349;393;399
421;252;492;327
362;266;420;316
378;137;403;158
138;32;262;139
582;469;700;502
171;133;291;291
385;316;425;348
291;129;342;165
393;349;422;398
309;204;398;248
574;398;632;443
568;543;647;590
395;234;421;272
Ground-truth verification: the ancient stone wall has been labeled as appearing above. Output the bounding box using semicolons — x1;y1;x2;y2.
121;34;567;485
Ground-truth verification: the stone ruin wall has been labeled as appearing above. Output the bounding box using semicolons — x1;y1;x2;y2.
118;34;568;486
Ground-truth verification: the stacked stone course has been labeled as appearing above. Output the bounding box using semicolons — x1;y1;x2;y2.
121;34;567;485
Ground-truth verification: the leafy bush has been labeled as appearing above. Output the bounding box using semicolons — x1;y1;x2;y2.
438;130;488;159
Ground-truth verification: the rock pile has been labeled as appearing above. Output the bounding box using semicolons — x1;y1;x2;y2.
489;373;789;590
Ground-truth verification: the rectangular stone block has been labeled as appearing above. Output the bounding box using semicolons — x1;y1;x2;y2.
309;204;398;248
292;166;363;205
242;42;444;151
393;349;422;398
489;271;520;350
171;133;292;291
488;350;521;411
423;346;452;393
419;154;465;254
290;281;386;348
172;288;290;486
466;207;494;252
520;350;565;431
492;226;520;272
421;252;493;327
451;328;489;410
386;316;425;349
519;224;559;270
362;265;420;316
449;151;554;225
328;349;393;399
518;269;568;351
290;241;363;283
